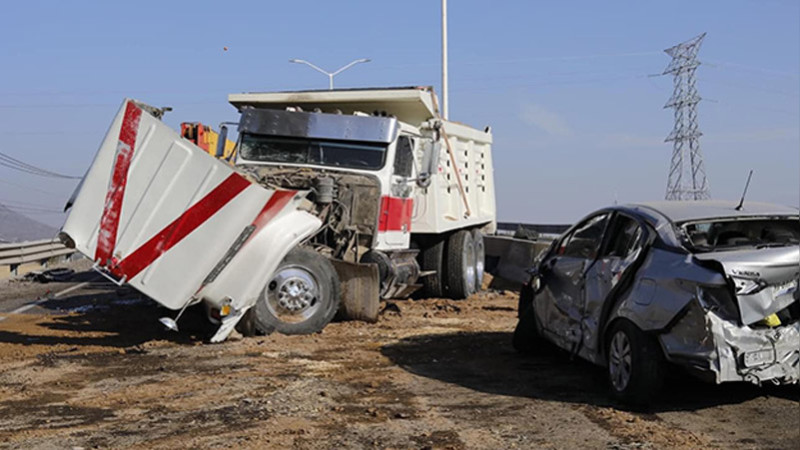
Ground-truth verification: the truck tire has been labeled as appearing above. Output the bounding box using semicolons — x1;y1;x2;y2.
420;237;446;298
235;307;259;337
472;229;485;292
606;320;665;406
254;248;341;335
445;230;476;300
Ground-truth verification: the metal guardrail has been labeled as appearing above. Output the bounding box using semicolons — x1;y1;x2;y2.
0;239;74;267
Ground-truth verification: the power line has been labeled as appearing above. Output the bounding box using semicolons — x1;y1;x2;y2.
0;178;65;196
0;151;81;179
0;202;64;214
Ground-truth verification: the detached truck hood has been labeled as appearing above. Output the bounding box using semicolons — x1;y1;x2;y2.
695;246;800;325
61;99;320;321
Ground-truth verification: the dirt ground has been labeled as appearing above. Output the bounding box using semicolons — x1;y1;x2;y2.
0;267;797;449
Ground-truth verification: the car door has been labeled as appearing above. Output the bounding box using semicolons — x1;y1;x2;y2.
537;212;610;351
581;212;649;354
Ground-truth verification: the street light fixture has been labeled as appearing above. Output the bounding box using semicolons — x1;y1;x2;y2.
289;58;371;90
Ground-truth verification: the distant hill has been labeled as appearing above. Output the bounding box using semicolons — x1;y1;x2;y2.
0;204;58;243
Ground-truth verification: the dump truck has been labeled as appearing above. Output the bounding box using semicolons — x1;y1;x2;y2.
60;87;496;342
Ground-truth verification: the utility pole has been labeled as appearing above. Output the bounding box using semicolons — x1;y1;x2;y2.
289;58;371;90
663;33;710;201
441;0;449;120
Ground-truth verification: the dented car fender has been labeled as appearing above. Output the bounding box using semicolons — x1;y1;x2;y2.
610;248;729;333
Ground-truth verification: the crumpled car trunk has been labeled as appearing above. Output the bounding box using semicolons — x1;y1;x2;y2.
694;246;799;325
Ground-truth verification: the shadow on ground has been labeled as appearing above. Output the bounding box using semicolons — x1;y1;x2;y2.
0;278;212;348
381;331;799;413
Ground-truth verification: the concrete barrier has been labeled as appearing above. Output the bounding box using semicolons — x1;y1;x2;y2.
484;235;553;288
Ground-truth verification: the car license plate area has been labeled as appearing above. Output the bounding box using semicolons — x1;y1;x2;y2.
743;349;774;368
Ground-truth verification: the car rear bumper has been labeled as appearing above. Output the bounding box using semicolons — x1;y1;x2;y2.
661;302;800;385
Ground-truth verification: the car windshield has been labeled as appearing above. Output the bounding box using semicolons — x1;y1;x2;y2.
680;217;800;252
238;134;387;170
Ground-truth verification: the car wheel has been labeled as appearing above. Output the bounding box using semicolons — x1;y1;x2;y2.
512;302;542;354
420;237;446;298
445;230;476;299
254;248;341;335
518;277;535;318
606;320;664;406
472;229;485;293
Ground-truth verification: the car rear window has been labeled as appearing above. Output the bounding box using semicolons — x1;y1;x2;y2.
680;217;800;252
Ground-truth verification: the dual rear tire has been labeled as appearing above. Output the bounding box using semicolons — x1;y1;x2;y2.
420;228;485;299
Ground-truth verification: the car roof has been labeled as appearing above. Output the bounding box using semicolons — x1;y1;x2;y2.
626;200;799;223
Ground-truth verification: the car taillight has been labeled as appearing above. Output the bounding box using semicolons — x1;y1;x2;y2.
697;285;739;321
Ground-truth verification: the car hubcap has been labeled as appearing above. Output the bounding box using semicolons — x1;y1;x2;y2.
609;331;632;392
266;266;321;323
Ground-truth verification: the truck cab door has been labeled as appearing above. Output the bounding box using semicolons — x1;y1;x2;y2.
378;135;415;248
537;213;609;351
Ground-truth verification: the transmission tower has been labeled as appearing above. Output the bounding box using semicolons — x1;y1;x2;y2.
663;33;710;200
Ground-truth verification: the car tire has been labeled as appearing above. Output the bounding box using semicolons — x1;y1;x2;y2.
606;320;665;406
254;248;341;335
420;237;446;298
445;230;476;300
512;302;542;354
472;229;485;293
518;277;535;318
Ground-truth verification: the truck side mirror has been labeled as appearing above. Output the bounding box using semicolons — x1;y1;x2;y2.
416;140;440;188
393;135;414;178
216;125;228;158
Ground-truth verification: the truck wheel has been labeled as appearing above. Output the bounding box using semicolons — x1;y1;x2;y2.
420;237;445;298
235;307;259;337
445;230;476;299
606;320;664;406
472;229;485;292
254;248;341;335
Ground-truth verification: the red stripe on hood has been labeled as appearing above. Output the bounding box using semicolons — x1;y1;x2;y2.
95;101;142;264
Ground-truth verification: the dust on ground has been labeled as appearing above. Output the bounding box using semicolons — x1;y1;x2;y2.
0;269;797;449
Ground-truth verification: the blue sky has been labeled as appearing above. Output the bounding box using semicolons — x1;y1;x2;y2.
1;0;798;227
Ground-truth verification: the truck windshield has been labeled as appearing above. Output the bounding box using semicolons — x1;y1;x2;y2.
238;134;387;170
681;217;800;252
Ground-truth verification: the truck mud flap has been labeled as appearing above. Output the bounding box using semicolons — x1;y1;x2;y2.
331;260;380;323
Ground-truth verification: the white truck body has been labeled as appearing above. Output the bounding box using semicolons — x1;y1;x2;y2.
228;87;497;239
61;87;497;340
61;100;320;341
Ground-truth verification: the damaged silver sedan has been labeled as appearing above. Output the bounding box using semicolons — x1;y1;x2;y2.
513;201;799;404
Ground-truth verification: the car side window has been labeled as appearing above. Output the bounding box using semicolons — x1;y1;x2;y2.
602;215;643;259
558;213;609;259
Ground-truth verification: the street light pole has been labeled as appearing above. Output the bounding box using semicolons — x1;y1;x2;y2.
289;58;371;90
441;0;449;120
